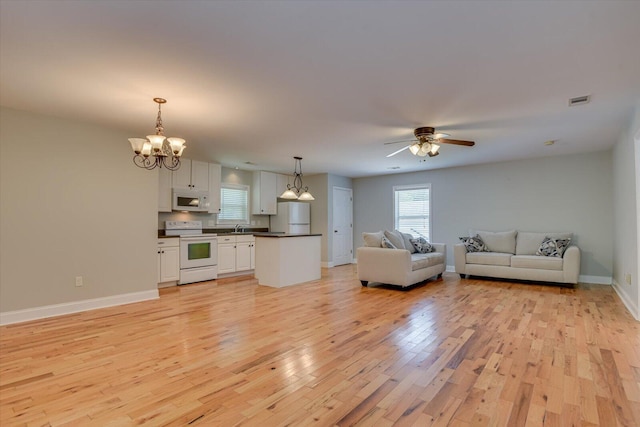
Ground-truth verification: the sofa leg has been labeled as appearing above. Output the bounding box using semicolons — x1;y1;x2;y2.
360;280;368;287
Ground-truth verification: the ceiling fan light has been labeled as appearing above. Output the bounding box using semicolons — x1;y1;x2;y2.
280;188;298;199
417;143;430;156
409;143;421;155
430;143;440;155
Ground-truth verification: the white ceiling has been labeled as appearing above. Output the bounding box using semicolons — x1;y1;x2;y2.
1;1;639;177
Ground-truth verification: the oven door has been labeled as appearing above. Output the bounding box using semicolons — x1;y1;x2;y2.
180;236;218;269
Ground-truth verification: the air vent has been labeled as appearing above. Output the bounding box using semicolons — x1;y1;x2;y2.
569;95;590;106
387;166;400;170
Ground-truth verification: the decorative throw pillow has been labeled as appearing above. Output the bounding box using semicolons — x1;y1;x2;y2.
363;231;385;248
381;235;397;249
401;232;417;254
384;230;406;250
410;237;433;253
536;237;571;257
459;235;488;252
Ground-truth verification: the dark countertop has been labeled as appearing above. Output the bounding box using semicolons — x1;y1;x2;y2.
254;233;322;238
158;227;268;238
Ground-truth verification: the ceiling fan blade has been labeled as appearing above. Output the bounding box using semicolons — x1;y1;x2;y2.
437;138;475;147
383;139;417;146
386;145;410;157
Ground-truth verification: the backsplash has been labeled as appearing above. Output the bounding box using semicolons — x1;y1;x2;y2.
157;211;270;230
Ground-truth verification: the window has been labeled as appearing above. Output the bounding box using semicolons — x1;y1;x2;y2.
393;184;431;240
218;183;250;224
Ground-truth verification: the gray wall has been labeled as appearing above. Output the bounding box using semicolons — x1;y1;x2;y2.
0;107;158;313
612;102;639;317
353;151;614;279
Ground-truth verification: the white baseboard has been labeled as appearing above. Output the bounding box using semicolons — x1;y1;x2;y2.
579;275;612;285
446;265;456;273
612;279;639;321
322;261;334;268
0;289;159;326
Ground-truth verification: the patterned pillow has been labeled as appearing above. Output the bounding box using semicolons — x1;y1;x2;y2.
459;235;488;252
536;237;571;257
381;235;397;249
410;237;433;253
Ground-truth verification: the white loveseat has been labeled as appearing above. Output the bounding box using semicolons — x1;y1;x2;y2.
454;230;580;285
356;230;446;288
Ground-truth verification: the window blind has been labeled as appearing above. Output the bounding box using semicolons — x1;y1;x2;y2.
219;184;249;223
394;184;431;240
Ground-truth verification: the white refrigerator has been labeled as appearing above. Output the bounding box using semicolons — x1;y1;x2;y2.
271;202;310;234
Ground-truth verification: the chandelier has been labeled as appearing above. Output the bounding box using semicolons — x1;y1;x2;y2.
280;156;315;201
128;98;186;170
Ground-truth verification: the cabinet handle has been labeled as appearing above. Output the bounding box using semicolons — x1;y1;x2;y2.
158;251;161;254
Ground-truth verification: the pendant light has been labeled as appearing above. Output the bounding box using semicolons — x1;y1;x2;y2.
280;156;314;201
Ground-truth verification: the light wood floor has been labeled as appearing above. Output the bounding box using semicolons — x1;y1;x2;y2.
1;266;639;426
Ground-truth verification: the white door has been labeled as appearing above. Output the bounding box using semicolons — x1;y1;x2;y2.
332;187;353;266
235;242;252;271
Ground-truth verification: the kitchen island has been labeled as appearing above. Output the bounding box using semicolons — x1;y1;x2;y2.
254;234;322;288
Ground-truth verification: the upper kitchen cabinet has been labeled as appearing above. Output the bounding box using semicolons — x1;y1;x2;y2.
172;159;209;191
158;167;173;212
276;173;291;197
252;171;277;215
208;163;221;214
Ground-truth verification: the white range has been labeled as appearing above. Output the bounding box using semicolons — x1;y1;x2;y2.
165;221;218;285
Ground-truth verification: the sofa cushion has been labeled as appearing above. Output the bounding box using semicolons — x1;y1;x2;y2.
516;231;573;255
410;237;433;253
401;232;417;253
381;235;397;249
363;231;384;247
411;252;444;271
475;230;517;254
466;252;512;266
536;237;571;258
384;230;406;250
459;235;488;252
511;255;563;271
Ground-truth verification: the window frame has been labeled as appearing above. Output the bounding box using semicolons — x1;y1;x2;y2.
217;183;250;225
393;183;432;241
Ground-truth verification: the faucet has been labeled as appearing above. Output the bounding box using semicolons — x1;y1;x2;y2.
234;224;240;232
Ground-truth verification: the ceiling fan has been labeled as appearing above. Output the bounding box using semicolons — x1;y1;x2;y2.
386;127;475;158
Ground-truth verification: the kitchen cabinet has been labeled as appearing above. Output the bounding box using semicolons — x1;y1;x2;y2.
235;235;255;271
208;163;221;214
158;238;180;285
158;167;172;212
252;171;277;215
217;235;237;275
217;235;255;275
172;159;209;191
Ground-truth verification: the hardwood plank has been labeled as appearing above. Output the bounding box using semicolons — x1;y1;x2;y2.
0;268;638;426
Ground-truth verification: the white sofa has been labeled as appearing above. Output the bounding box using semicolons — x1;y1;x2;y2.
454;230;580;285
356;230;446;288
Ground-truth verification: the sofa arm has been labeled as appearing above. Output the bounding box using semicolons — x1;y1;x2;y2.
431;243;446;267
562;245;580;284
356;247;411;283
454;243;467;275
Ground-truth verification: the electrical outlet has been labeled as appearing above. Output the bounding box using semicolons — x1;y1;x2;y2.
207;220;216;227
75;276;83;287
625;273;632;285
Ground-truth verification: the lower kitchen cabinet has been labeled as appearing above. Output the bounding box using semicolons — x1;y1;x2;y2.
217;235;255;275
217;236;237;275
158;238;180;285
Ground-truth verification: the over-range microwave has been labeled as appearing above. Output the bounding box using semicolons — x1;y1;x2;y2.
172;189;210;212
